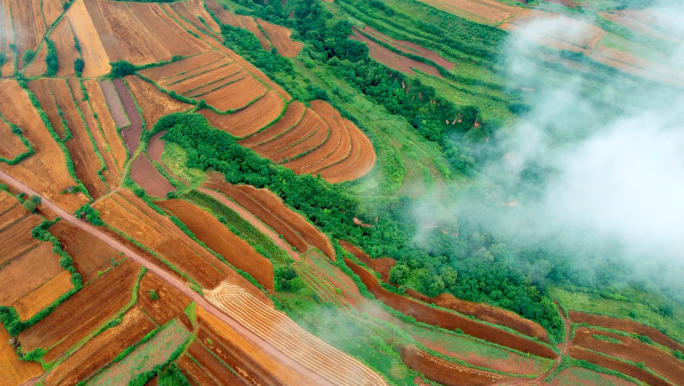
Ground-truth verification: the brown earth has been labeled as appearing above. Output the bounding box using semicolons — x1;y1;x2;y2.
23;42;47;76
239;15;271;51
125;75;192;130
138;271;191;325
0;242;63;306
113;78;143;152
168;63;242;96
0;191;17;213
130;155;176;198
68;78;83;102
417;0;520;24
42;0;63;27
350;27;442;77
0;215;42;265
177;352;222;386
43;307;156;386
27;78;68;139
202;76;268;112
18;258;141;363
0;205;27;231
139;51;226;81
569;311;684;353
401;345;509;386
14;270;74;321
285;101;352;174
567;346;671;386
9;0;45;68
79;98;121;190
51;18;79;77
65;0;111;77
148;131;188;186
342;240;549;342
98;79;130;129
362;26;454;70
50;79;109;199
204;0;242;27
238;101;306;146
84;79;128;170
0;119;28;160
50;220;122;284
345;258;557;358
186;0;220;33
318;120;376;183
158;199;275;293
201;89;285;138
0;322;44;386
257;19;303;58
573;327;684;385
251;108;323;160
542;367;638;386
270;121;329;163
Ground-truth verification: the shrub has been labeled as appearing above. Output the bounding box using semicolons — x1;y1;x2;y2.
74;204;104;226
45;40;58;76
22;200;36;213
74;58;84;77
148;290;159;301
22;49;35;63
109;60;137;77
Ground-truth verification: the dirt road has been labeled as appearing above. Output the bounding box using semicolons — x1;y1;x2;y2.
0;169;334;386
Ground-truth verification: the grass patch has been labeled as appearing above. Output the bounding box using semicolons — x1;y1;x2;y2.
161;142;206;187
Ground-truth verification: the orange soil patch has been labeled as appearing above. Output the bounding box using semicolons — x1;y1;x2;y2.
0;322;44;386
345;258;557;358
569;311;684;355
239;15;270;51
79;98;120;190
186;0;220;33
84;79;128;170
138;51;225;81
196;187;300;261
138;271;191;325
0;205;26;231
204;283;389;385
24;42;47;76
98;79;130;129
201;75;268;112
169;63;242;95
27;78;68;139
51;18;80;77
0;191;17;212
200;89;285;138
505;10;606;52
0;215;42;265
203;177;335;259
573;327;684;385
283;100;351;174
257;19;302;58
350;28;442;77
543;367;639;386
50;79;109;199
251;108;323;159
14;270;74;321
204;0;241;27
65;0;111;77
85;0;208;66
196;306;319;386
49;220;121;284
0;120;28;164
0;243;65;306
18;258;141;363
401;345;509;386
177;352;223;386
239;100;306;146
270;115;329;163
114;78;144;152
130;155;175;198
125;75;192;129
68;78;83;102
0;0;15;77
171;2;206;32
159;199;275;293
417;0;519;24
362;26;454;69
42;0;63;27
318;120;376;183
43;307;156;386
341;241;549;342
9;0;45;68
568;346;670;386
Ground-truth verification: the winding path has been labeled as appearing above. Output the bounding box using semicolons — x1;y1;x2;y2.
0;169;334;386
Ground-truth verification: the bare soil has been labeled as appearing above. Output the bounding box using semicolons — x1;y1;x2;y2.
125;75;191;130
257;19;303;58
130;155;175;198
14;270;74;321
201;89;285;138
113;78;143;152
138;271;191;325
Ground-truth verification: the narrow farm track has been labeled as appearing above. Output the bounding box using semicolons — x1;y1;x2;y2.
0;169;336;386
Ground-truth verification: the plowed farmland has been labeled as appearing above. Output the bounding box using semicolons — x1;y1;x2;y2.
158;199;275;293
205;283;390;386
13;270;74;321
113;78;143;152
0;215;42;265
415;0;521;24
401;345;508;386
0;206;27;230
130;155;175;198
78;94;121;190
257;19;303;58
572;327;684;385
179;348;237;386
23;43;47;76
0;322;44;386
18;258;141;363
203;176;335;260
0;80;89;211
51;18;80;77
99;79;130;129
125;75;192;129
568;346;671;386
345;258;557;358
201;89;285;138
8;0;45;68
317;120;376;183
0;119;28;161
138;271;191;325
50;220;121;284
42;0;63;27
43;307;156;386
361;27;454;69
569;311;684;353
0;243;63;306
84;79;128;170
65;0;111;77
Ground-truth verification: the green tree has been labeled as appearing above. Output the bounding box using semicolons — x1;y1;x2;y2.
74;58;84;77
389;264;410;285
148;290;159;301
22;200;36;213
22;49;35;63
